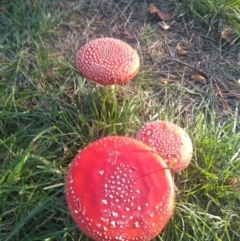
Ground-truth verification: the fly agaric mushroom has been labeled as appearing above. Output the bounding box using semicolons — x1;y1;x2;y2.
136;121;193;173
76;38;140;86
65;136;175;241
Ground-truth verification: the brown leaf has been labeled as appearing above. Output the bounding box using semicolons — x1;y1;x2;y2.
228;178;240;192
63;145;72;156
123;28;131;36
190;74;206;84
159;20;176;30
149;3;172;21
177;45;187;55
221;26;236;44
228;178;238;186
160;79;168;85
159;21;171;30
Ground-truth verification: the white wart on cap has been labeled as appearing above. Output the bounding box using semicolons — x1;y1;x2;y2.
136;121;193;173
76;38;140;85
65;136;175;241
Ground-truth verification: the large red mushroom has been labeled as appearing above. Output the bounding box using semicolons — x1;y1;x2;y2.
136;121;193;173
76;37;140;86
65;136;175;241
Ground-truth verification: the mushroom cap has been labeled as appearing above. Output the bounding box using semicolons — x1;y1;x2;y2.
65;136;175;241
76;38;140;85
136;121;193;173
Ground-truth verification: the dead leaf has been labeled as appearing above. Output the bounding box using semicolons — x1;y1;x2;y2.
123;28;131;36
160;79;168;85
221;26;236;44
228;178;238;186
190;74;206;84
159;20;176;30
149;3;172;21
63;145;72;156
177;45;187;55
228;178;240;192
159;21;171;30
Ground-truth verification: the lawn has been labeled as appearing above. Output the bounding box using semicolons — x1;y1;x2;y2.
0;0;240;241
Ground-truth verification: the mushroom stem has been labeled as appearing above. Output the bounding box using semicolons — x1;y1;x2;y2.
104;84;118;102
106;84;116;93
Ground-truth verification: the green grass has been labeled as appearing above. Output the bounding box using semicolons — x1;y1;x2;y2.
178;0;240;43
179;0;240;22
0;0;240;240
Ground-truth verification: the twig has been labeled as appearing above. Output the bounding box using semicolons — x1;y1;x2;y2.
213;84;233;114
160;58;209;79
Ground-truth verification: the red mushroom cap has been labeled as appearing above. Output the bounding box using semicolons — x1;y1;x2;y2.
76;38;140;85
65;136;175;241
136;121;193;173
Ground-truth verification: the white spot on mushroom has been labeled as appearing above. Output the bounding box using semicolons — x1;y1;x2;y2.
103;226;108;231
112;211;118;217
99;170;104;175
101;200;108;205
135;221;140;228
110;221;116;228
147;130;152;135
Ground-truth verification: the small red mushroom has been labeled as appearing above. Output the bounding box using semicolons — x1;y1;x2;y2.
76;38;140;86
136;121;193;173
65;136;175;241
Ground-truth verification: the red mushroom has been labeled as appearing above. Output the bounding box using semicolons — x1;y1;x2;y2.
65;136;175;241
76;38;140;86
136;121;193;173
